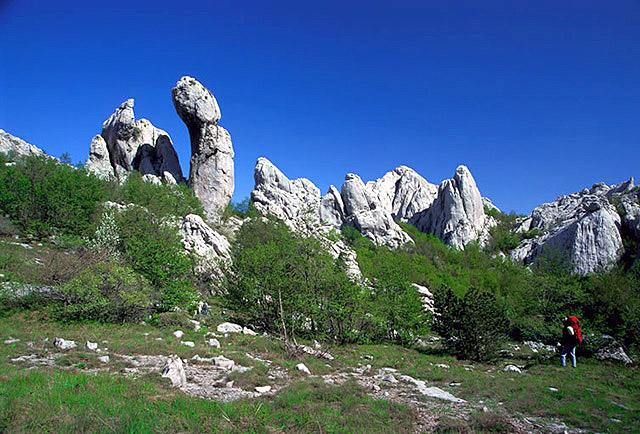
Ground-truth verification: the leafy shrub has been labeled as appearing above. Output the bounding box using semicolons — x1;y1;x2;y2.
87;210;121;260
223;197;254;219
115;206;194;286
110;172;204;219
53;263;154;323
433;287;509;361
149;310;194;328
226;218;370;344
160;280;200;312
0;154;107;237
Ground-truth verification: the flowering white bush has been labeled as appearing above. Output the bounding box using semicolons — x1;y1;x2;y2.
88;210;121;260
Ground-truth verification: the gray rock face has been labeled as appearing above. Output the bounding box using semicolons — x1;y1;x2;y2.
180;214;231;278
251;158;362;278
252;157;321;228
365;166;438;221
410;165;489;249
0;129;47;159
340;173;412;248
86;99;184;183
593;335;633;365
172;76;234;220
510;181;632;275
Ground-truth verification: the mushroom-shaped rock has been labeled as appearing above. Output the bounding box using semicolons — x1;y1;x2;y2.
172;76;234;220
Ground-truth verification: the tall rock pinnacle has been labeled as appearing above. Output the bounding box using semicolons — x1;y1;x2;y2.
172;76;234;220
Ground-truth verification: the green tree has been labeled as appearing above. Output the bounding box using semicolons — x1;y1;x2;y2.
433;287;509;361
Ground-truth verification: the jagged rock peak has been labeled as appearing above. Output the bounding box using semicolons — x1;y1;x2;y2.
0;129;48;159
410;165;489;249
172;76;234;221
365;165;438;221
252;157;321;226
86;99;184;184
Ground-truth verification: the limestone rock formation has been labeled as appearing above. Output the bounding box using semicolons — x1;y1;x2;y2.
252;157;321;228
364;166;438;221
172;76;234;220
510;180;633;275
410;165;489;249
340;173;413;248
179;214;231;278
0;129;48;159
86;99;184;183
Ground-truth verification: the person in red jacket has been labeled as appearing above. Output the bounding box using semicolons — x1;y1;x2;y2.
560;316;583;368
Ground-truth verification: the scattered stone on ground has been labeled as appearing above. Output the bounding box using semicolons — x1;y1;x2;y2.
503;364;522;373
255;385;272;393
173;330;184;339
86;341;98;351
4;338;20;344
297;344;334;360
208;338;221;348
162;355;187;387
296;363;311;375
242;327;257;336
54;338;77;351
181;341;195;348
98;355;110;363
189;320;201;332
217;322;243;334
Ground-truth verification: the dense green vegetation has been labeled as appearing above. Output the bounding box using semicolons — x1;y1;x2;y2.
226;218;427;345
0;154;107;237
433;287;508;361
348;221;640;355
0;154;200;318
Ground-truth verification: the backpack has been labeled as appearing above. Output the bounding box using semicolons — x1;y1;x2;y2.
567;316;583;345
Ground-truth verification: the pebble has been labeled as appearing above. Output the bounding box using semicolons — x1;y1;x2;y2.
173;330;184;339
255;385;272;393
98;355;110;363
181;341;195;347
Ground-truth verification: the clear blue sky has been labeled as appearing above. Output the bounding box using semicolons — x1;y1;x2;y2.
1;0;639;214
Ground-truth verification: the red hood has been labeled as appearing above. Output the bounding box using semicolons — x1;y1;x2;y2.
567;316;579;325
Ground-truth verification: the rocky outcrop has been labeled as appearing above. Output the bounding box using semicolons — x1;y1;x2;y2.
364;166;438;221
340;173;412;248
172;76;234;220
252;157;321;229
510;181;632;275
86;99;184;183
180;214;231;278
410;166;490;249
0;129;48;159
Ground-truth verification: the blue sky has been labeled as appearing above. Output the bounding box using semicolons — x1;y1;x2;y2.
1;0;638;214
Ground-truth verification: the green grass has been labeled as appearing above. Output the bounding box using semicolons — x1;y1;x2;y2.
331;343;640;433
1;313;638;433
0;367;413;433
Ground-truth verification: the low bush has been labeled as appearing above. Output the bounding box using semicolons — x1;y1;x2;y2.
114;206;194;286
53;263;154;323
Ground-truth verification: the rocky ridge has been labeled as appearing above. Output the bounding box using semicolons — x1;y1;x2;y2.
0;129;49;159
511;179;637;275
